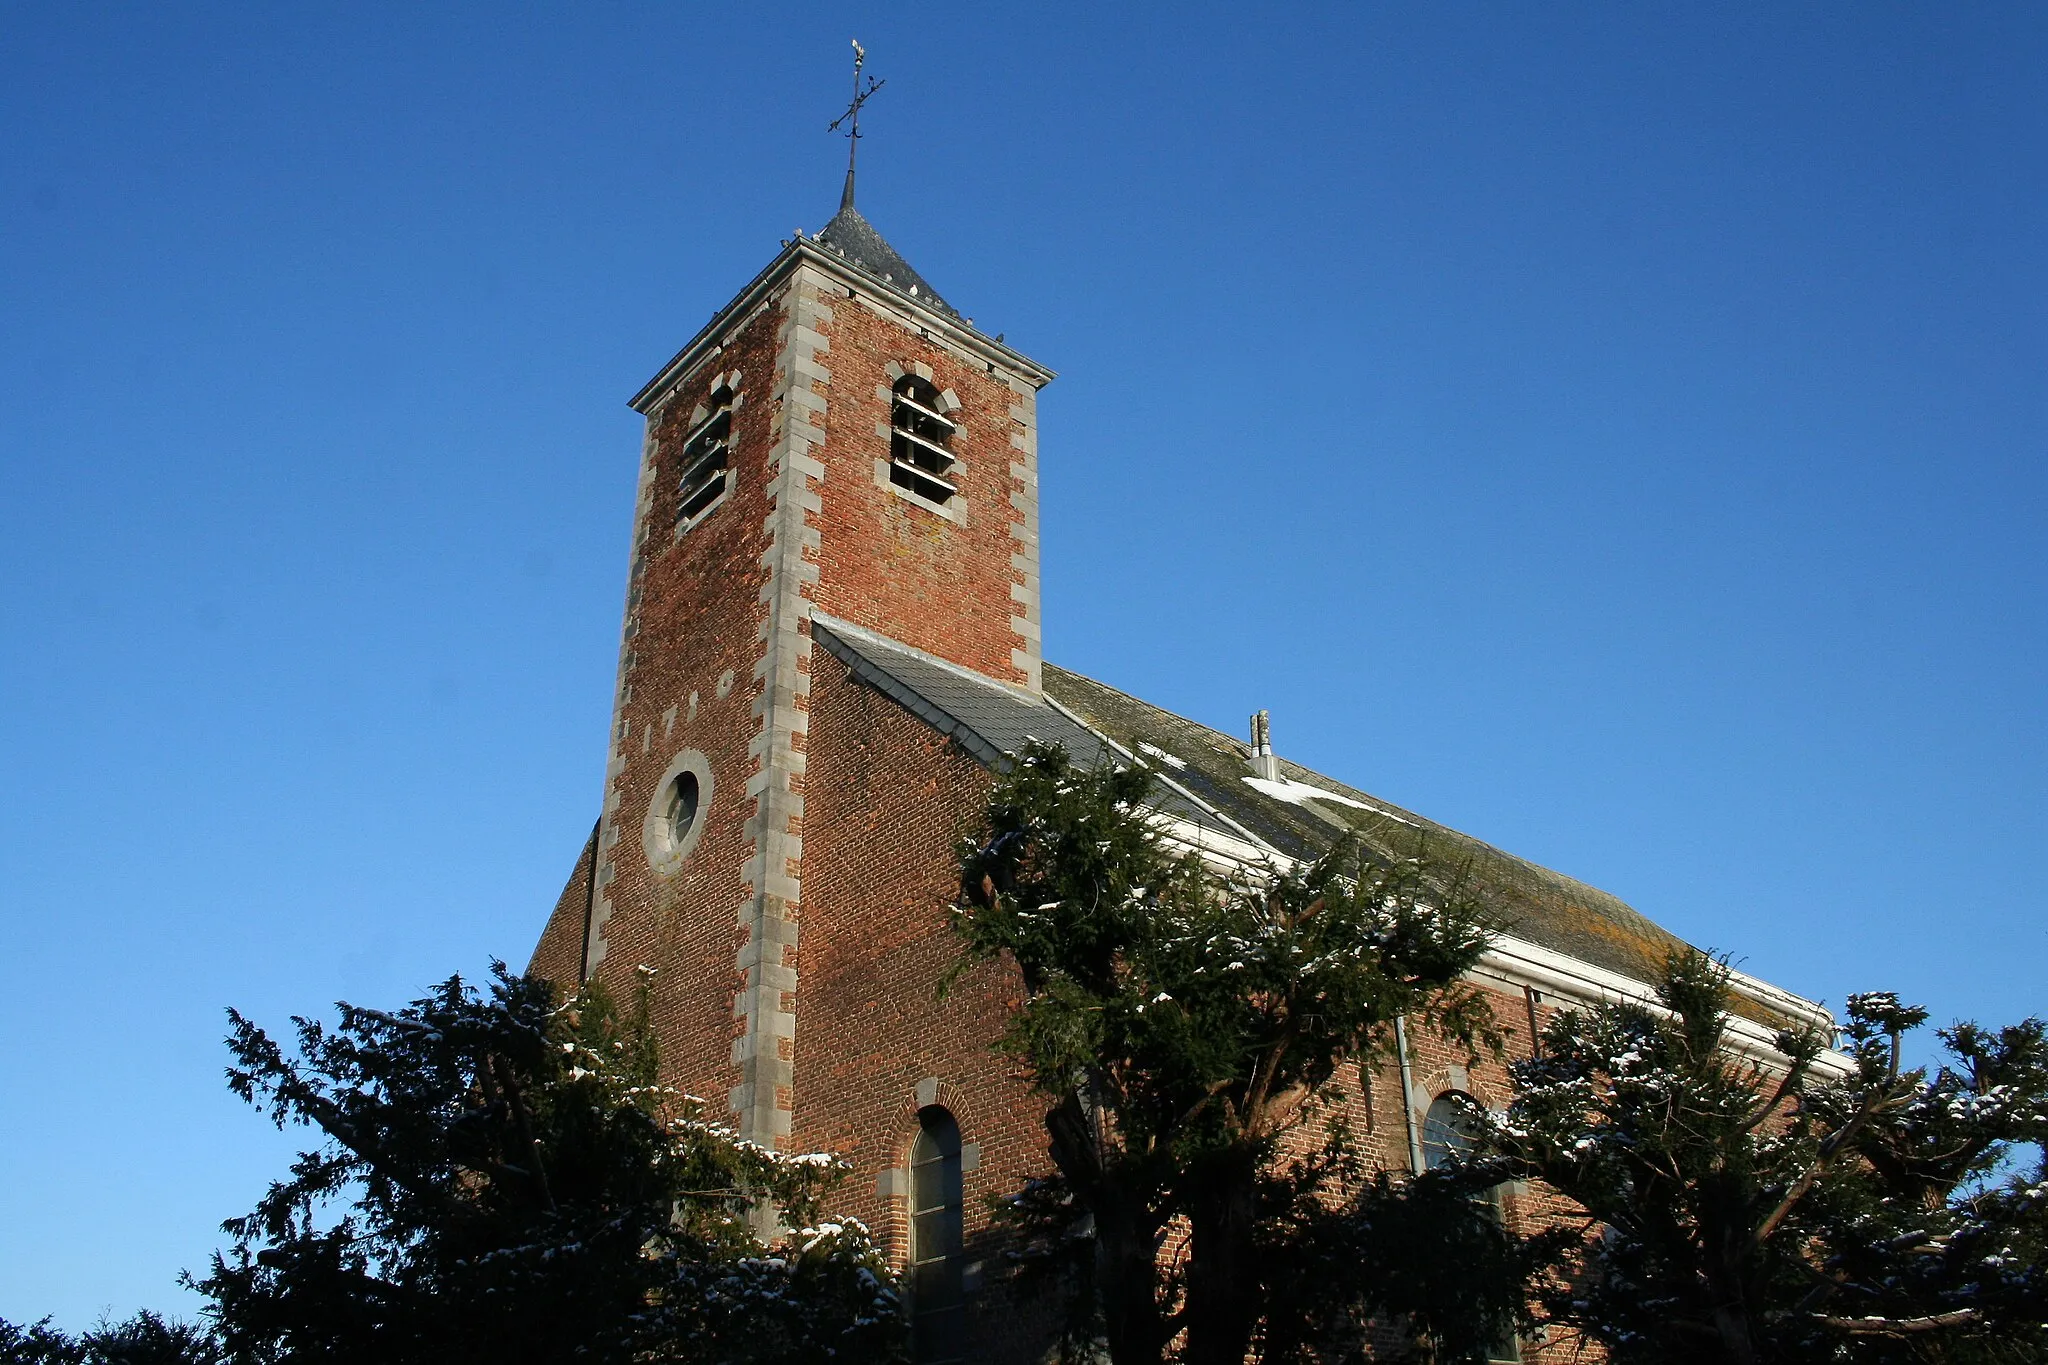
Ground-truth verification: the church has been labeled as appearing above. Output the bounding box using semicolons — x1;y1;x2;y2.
525;160;1838;1362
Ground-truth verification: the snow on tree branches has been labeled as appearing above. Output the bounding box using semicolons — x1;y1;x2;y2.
189;965;902;1365
1488;949;2047;1365
952;740;1522;1365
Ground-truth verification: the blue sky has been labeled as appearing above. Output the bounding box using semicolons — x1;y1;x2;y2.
2;2;2042;1330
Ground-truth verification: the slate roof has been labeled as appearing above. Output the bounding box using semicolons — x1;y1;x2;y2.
816;207;959;318
812;619;1214;830
813;615;1766;1024
1041;667;1702;997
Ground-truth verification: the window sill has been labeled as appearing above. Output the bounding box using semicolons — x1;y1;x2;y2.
873;457;965;525
675;485;731;538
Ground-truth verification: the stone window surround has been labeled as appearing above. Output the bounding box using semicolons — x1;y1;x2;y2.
676;368;744;537
1420;1085;1526;1363
876;1076;984;1294
642;748;714;877
874;359;966;525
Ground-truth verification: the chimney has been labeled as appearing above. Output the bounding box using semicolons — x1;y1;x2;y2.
1249;710;1279;780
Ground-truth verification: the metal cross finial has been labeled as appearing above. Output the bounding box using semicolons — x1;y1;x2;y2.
828;38;885;213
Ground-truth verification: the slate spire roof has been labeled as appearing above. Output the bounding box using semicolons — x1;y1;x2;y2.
815;205;959;318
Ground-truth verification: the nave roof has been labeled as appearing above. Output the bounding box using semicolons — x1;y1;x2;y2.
809;614;1778;1023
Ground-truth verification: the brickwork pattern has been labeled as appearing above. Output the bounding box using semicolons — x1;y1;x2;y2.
570;252;1050;1149
528;823;596;988
810;292;1040;692
577;288;787;1118
797;654;1061;1365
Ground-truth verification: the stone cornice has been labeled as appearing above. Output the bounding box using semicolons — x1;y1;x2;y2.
630;238;1055;416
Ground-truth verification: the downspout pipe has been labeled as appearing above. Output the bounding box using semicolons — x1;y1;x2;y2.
1393;1014;1426;1176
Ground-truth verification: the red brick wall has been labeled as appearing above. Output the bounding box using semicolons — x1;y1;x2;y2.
797;651;1059;1364
809;295;1033;687
527;823;596;990
568;255;1045;1129
586;290;788;1111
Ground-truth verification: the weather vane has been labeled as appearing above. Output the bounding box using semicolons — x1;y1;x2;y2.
828;39;885;213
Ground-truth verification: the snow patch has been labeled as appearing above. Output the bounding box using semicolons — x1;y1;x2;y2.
1242;775;1417;826
1136;741;1186;770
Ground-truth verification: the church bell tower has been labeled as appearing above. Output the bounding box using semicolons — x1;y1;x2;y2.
571;127;1054;1146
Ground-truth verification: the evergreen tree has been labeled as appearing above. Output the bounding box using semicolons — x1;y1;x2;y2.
953;741;1524;1365
0;1310;219;1365
1250;1127;1567;1364
190;965;902;1365
1490;949;2047;1364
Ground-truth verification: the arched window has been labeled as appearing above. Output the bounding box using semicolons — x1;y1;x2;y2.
678;378;736;526
889;373;958;506
1421;1091;1484;1172
1423;1092;1521;1363
908;1105;965;1364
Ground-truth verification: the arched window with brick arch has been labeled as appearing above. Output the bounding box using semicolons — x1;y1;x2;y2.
888;371;959;506
1421;1090;1486;1171
1422;1091;1521;1362
908;1105;965;1363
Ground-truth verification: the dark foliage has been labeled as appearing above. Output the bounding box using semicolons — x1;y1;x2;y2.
954;741;1514;1365
1253;1127;1569;1365
0;1311;218;1365
1493;949;2048;1365
188;965;902;1365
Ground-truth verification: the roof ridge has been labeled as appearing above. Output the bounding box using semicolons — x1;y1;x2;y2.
1038;688;1274;854
1043;660;1641;918
873;659;1814;1030
1041;661;1252;757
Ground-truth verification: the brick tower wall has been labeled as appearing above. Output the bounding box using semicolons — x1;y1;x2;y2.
795;650;1062;1365
568;278;790;1116
807;289;1042;691
547;243;1050;1151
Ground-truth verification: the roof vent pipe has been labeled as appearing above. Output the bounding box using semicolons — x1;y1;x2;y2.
1249;710;1279;781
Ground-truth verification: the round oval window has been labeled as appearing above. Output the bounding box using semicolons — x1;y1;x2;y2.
666;770;700;850
643;750;712;877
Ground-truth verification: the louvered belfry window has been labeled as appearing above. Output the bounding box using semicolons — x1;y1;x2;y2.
677;378;736;526
889;373;958;505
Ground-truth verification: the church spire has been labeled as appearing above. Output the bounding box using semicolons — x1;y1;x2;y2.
815;40;958;317
827;39;885;213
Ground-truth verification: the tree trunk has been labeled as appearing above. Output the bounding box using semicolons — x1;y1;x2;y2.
1095;1191;1171;1365
1047;1094;1169;1365
1181;1154;1262;1365
1710;1301;1759;1365
1702;1194;1760;1365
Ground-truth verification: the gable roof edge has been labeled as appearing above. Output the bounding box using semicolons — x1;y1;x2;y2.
631;239;1054;415
811;618;1009;769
